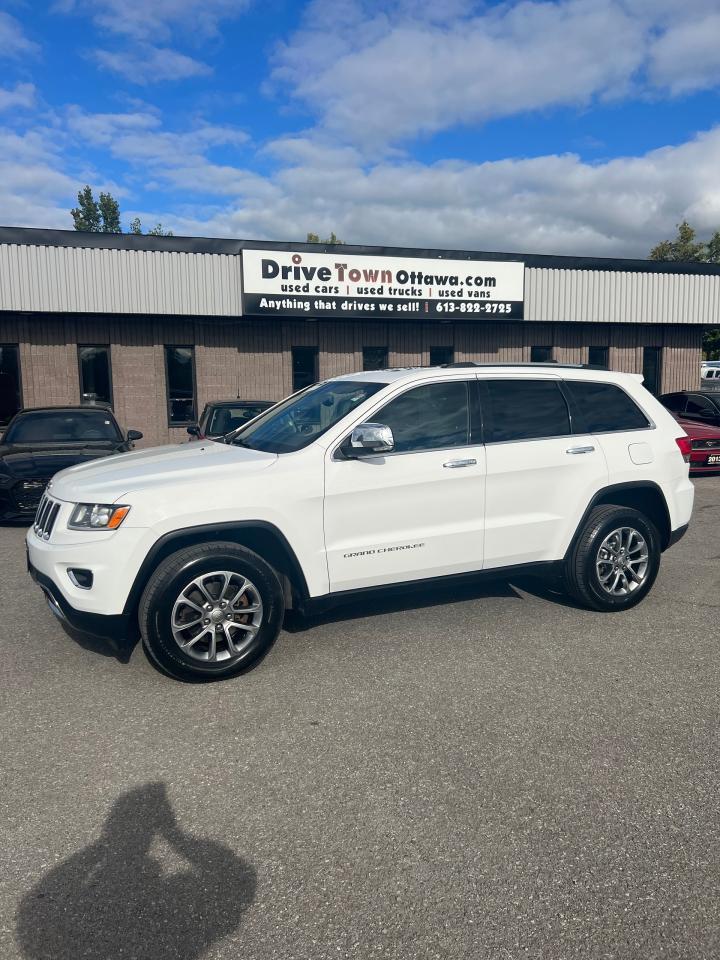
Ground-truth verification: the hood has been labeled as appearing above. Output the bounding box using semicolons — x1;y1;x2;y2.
0;443;116;480
676;417;720;440
49;440;277;503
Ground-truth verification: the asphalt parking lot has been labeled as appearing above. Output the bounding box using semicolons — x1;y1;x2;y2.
1;479;719;960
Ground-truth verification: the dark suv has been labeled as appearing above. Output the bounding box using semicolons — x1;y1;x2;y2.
659;391;720;427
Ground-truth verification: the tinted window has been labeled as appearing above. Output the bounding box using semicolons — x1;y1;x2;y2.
165;346;196;424
233;380;385;454
292;347;318;391
5;410;121;444
375;381;469;453
362;346;388;371
588;346;609;368
430;346;454;366
685;395;716;417
566;381;650;433
0;345;21;426
660;393;686;414
486;380;570;442
642;346;662;395
79;345;112;405
531;346;553;363
205;404;270;435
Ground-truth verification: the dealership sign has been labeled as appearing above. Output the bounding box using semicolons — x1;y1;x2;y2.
241;250;525;320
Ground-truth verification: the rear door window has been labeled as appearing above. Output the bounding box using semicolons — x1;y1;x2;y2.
484;379;570;442
565;381;650;433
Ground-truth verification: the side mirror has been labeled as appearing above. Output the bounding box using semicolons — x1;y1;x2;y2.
348;422;394;456
127;429;143;442
186;425;200;438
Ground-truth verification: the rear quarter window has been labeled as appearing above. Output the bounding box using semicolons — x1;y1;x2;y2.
565;381;650;433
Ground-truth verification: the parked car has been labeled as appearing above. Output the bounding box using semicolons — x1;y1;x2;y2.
675;418;720;474
27;364;694;682
0;406;142;521
659;390;720;426
187;400;274;441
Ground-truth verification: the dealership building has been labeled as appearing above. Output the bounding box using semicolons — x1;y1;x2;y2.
0;225;717;446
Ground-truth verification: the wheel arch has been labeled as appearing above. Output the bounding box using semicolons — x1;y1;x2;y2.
566;481;672;558
124;521;310;621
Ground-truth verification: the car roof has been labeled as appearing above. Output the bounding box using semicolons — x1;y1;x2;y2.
204;399;272;407
330;364;641;385
13;404;116;415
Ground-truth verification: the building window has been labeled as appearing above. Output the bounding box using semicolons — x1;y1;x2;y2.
164;346;196;425
0;344;21;426
588;346;609;369
430;346;454;366
78;345;112;405
292;346;318;392
362;346;388;371
642;346;663;396
530;346;553;363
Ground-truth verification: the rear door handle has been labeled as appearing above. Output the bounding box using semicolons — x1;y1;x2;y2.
566;445;595;455
443;458;477;468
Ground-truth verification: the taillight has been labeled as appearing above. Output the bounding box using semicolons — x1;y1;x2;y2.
675;436;692;462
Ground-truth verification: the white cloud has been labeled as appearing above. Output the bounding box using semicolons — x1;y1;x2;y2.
0;83;36;112
93;45;212;83
271;0;720;148
56;0;251;41
0;11;40;59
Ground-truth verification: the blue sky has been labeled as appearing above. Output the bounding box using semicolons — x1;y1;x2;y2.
2;0;720;255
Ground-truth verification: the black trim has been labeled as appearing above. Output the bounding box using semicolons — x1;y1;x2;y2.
4;225;720;276
77;343;113;407
564;481;673;555
121;520;311;618
667;522;689;548
164;344;197;427
29;563;130;640
306;561;561;616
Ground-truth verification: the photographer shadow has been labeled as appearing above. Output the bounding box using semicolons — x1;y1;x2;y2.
16;783;257;960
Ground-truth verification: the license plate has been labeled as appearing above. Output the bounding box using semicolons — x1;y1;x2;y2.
707;455;720;465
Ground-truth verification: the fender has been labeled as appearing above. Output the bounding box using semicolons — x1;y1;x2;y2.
564;481;673;559
121;520;311;619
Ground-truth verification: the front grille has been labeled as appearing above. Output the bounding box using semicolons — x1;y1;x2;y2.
13;479;47;512
691;438;720;450
34;494;61;540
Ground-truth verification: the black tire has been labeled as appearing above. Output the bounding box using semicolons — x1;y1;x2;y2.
564;504;661;612
139;541;284;681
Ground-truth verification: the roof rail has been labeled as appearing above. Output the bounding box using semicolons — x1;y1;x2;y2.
442;361;609;370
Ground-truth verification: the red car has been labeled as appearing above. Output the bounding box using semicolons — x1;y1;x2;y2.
676;417;720;474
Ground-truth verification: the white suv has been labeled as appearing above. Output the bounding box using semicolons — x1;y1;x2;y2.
27;364;694;681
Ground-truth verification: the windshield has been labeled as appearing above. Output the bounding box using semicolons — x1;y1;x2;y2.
5;410;121;444
205;403;271;435
230;380;387;453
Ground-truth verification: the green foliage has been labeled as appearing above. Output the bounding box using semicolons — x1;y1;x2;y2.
306;231;344;244
71;186;101;232
98;192;121;233
146;223;173;236
649;221;720;358
128;217;143;235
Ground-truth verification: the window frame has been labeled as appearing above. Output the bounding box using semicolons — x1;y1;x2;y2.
164;344;197;427
561;378;655;436
333;377;482;460
480;377;572;445
77;344;113;407
0;343;23;428
291;346;319;392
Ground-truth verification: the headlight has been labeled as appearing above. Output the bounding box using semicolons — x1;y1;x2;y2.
68;503;131;530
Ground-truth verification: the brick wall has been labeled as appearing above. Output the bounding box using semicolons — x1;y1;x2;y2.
0;313;704;446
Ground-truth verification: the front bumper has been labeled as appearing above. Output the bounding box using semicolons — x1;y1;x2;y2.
28;558;132;641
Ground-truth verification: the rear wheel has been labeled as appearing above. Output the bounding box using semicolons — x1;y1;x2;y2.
564;505;661;611
139;542;284;681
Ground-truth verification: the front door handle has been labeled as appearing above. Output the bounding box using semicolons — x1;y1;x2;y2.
443;458;477;468
566;445;595;455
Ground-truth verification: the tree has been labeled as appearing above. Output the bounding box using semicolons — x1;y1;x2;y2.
128;217;142;235
147;223;173;236
649;221;719;358
306;231;343;244
71;186;101;232
98;192;121;233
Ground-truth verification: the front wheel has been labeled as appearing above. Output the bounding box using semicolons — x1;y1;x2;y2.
564;505;662;612
139;542;284;681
